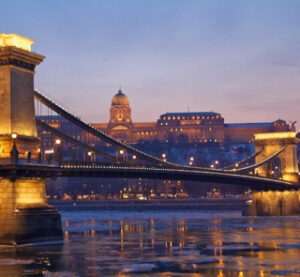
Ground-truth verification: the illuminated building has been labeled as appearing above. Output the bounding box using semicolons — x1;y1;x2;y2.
38;89;291;148
91;89;291;144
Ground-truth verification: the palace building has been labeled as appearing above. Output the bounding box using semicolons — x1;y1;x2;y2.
37;89;291;153
90;89;290;144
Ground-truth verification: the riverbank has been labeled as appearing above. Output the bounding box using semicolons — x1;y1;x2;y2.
50;197;249;211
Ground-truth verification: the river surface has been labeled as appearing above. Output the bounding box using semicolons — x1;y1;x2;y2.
0;209;300;276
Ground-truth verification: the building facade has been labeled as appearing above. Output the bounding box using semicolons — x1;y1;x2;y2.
37;89;291;152
90;89;290;144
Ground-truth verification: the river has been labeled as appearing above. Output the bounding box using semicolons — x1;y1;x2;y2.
0;207;300;276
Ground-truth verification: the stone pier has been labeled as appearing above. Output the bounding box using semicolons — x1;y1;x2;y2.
242;131;300;216
243;190;300;216
0;33;62;245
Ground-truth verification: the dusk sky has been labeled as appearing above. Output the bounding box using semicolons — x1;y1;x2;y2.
1;0;300;128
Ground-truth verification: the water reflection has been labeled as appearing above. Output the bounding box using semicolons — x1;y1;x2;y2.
0;210;300;276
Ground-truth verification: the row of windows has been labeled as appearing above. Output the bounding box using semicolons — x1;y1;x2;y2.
161;115;221;120
160;121;219;126
169;127;214;132
135;131;158;136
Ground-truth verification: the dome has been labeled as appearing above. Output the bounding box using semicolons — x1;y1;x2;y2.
111;89;130;107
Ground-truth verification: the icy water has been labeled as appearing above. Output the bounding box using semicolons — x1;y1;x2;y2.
1;210;300;277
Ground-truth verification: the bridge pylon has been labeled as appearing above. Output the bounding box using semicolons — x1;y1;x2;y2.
0;33;62;245
243;131;300;216
253;132;299;183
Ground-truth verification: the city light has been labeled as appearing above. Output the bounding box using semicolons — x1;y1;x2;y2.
120;150;124;154
88;151;92;156
55;138;61;145
11;133;17;139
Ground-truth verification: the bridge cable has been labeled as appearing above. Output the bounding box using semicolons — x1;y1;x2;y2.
36;119;117;162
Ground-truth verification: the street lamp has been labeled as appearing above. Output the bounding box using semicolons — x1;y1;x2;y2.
10;133;19;164
55;138;62;164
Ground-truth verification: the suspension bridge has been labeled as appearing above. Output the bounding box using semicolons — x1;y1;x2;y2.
0;33;299;246
31;89;299;191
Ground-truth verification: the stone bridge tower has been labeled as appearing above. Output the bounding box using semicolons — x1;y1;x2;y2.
0;33;62;245
253;132;299;183
243;131;300;216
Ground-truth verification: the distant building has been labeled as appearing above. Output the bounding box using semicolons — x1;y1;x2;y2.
37;89;291;151
90;89;290;144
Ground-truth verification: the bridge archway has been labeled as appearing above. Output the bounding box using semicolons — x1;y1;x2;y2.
253;132;299;183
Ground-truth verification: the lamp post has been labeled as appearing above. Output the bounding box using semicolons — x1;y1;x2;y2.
87;151;93;162
119;149;125;163
55;138;61;165
10;133;19;164
189;156;194;166
132;155;136;165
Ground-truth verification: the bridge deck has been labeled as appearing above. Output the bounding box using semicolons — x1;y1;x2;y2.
0;163;298;191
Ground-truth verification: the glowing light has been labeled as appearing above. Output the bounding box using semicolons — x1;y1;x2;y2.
120;150;124;154
55;138;61;145
133;155;136;159
88;151;92;156
11;133;17;139
254;132;297;140
0;33;34;51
